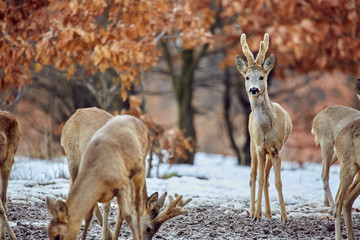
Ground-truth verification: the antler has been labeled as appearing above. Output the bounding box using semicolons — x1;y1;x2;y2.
240;34;255;66
155;194;192;223
255;33;269;65
240;33;270;67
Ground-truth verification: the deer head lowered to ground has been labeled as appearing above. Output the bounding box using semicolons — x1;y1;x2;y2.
234;33;292;222
49;107;191;240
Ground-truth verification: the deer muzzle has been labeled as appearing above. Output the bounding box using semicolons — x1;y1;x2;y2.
249;88;260;95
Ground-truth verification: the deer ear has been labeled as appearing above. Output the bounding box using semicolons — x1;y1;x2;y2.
55;200;69;221
46;196;57;217
264;53;275;72
235;55;247;75
156;192;167;209
146;192;159;211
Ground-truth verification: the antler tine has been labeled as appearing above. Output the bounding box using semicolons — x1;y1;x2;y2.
240;33;255;66
155;194;192;223
255;33;270;65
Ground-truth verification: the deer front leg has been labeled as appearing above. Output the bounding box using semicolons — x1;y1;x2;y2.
0;167;11;240
264;158;272;219
132;171;145;240
249;141;258;219
334;166;356;240
93;204;113;240
82;206;94;240
116;186;140;240
101;202;111;240
342;180;360;240
0;200;15;240
113;208;123;240
254;151;266;221
271;154;287;222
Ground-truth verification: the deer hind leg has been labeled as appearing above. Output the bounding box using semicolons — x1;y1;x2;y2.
334;165;356;240
320;142;336;209
116;185;140;240
342;177;360;240
264;157;273;219
249;141;258;218
271;153;287;222
254;151;266;221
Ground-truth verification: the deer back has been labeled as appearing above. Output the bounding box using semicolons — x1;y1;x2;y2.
312;105;360;146
78;115;150;192
61;107;112;181
335;119;360;159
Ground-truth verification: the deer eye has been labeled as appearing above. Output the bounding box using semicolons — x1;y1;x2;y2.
245;77;249;80
55;235;61;240
259;76;264;80
146;226;152;233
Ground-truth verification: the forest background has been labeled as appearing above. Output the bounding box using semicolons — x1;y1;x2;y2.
1;0;360;167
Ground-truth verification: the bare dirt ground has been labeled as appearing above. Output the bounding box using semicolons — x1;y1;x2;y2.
6;198;360;240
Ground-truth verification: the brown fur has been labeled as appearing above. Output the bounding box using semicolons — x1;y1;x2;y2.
0;111;22;240
333;119;360;240
235;33;292;222
311;105;360;211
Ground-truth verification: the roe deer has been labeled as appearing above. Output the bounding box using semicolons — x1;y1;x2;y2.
311;79;360;211
58;107;191;240
0;111;22;240
333;118;360;240
312;105;360;211
47;115;149;240
235;33;292;221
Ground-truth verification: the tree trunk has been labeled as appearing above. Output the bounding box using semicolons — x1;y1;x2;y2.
223;67;242;165
174;49;196;164
235;81;252;166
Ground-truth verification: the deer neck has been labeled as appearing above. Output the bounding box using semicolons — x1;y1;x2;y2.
65;177;102;229
249;92;274;131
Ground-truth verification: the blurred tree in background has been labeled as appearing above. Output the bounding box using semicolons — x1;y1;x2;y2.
0;0;359;165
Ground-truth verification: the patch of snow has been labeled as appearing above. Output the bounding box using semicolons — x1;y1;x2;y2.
7;152;353;221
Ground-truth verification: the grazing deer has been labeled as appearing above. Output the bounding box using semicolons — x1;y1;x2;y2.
0;111;22;240
235;33;292;221
54;107;191;240
312;106;360;211
333;118;360;240
47;115;149;240
311;79;360;211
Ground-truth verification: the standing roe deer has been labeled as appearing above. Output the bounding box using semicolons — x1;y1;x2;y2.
0;111;22;240
333;118;360;240
55;107;191;240
235;33;292;221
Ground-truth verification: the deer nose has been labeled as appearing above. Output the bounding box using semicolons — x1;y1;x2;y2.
249;88;259;95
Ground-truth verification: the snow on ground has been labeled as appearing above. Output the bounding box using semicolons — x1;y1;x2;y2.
8;153;354;222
